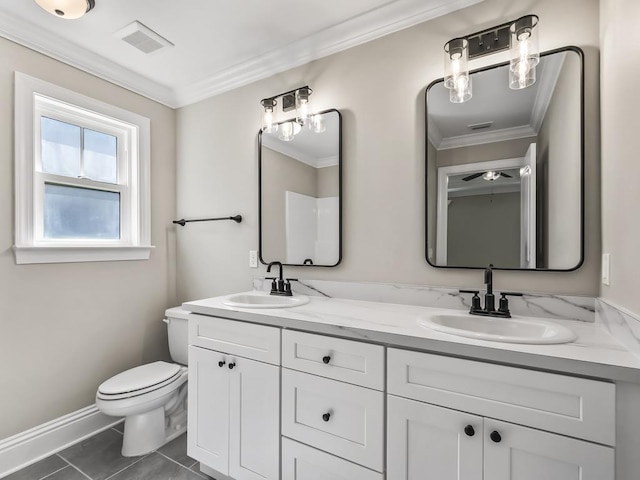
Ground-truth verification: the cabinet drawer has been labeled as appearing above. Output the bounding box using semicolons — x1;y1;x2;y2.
282;438;384;480
189;314;280;365
387;348;615;446
281;369;384;472
282;330;384;390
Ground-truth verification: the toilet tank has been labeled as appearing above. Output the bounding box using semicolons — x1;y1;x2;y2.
165;307;190;365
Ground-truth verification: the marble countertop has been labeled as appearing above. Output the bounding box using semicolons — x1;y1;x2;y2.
183;292;640;384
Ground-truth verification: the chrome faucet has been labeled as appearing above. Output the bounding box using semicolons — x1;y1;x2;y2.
460;264;522;318
266;261;296;296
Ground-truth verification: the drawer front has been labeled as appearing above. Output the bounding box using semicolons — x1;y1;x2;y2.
189;314;280;365
387;348;616;446
282;330;385;390
282;438;384;480
281;369;384;472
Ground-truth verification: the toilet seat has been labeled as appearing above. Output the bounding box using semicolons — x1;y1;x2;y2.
97;362;183;401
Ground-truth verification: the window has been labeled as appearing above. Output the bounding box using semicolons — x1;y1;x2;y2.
14;72;153;264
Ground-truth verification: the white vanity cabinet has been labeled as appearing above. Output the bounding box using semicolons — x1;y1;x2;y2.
387;348;616;480
187;315;281;480
280;330;386;479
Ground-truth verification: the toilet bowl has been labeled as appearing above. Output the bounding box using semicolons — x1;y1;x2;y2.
96;307;190;457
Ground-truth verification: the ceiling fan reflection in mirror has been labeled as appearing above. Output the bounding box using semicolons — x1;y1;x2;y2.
462;170;513;182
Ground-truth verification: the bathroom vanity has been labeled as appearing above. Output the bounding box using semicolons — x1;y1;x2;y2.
183;293;640;480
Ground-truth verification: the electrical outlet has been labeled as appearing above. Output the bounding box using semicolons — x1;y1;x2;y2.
602;253;611;286
249;250;258;268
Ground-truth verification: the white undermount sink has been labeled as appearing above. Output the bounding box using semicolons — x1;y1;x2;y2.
417;313;576;344
223;292;310;309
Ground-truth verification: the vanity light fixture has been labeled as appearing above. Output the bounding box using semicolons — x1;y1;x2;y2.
509;15;540;90
260;86;315;138
444;38;472;103
34;0;95;19
443;14;540;102
309;114;326;133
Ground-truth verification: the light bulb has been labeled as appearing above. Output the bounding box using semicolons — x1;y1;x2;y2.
444;38;469;91
296;87;312;125
483;171;500;181
278;121;302;142
449;74;472;103
309;114;326;133
261;99;278;133
509;15;539;90
35;0;95;19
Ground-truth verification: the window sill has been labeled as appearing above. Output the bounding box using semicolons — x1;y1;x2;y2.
13;245;155;265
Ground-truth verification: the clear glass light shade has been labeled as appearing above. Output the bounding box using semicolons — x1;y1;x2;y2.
296;87;312;125
261;99;278;133
444;38;470;90
509;15;540;89
483;171;501;181
34;0;94;19
449;74;472;103
309;114;326;133
444;38;472;103
278;121;301;142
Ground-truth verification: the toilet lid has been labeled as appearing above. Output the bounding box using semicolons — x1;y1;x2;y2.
98;361;181;395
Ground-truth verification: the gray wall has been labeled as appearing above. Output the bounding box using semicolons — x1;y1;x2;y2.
435;137;537;168
0;37;177;439
261;147;317;261
538;53;582;269
176;0;601;303
448;193;521;268
600;0;640;316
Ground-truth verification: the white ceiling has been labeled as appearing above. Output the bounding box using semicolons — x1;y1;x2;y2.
428;52;566;149
0;0;483;108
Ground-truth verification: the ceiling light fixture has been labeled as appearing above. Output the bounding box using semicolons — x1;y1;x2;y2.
443;14;540;103
34;0;95;19
260;86;318;138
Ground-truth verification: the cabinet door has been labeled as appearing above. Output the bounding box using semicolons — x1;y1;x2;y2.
229;356;280;480
387;395;483;480
484;419;615;480
187;346;230;476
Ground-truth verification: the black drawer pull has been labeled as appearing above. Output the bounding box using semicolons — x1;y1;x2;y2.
490;431;502;443
218;360;226;368
322;412;331;422
464;425;475;437
322;355;331;364
228;362;236;370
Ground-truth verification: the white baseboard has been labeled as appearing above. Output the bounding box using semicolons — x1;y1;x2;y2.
0;405;121;478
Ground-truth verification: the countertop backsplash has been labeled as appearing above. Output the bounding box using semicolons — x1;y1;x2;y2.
253;277;596;323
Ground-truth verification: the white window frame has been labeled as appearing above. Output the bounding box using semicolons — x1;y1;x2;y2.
14;72;153;264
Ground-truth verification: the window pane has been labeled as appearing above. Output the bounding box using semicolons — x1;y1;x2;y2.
41;117;81;177
44;183;120;239
84;128;117;184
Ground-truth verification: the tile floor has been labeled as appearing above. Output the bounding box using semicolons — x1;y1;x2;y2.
5;425;213;480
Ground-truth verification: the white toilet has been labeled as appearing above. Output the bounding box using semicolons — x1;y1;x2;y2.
96;307;190;457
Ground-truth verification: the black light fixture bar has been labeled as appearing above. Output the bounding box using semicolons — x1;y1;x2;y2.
260;85;312;113
173;215;242;226
465;21;512;59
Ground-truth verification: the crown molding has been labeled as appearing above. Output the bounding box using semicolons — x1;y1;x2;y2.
170;0;485;107
0;0;483;109
437;124;538;150
0;10;178;107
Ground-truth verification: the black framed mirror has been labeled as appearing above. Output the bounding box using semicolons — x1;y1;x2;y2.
259;109;342;267
426;46;584;271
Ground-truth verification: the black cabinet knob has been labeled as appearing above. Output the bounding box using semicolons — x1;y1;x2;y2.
490;431;502;443
322;412;331;422
322;356;331;364
464;425;475;437
228;362;236;370
218;360;226;368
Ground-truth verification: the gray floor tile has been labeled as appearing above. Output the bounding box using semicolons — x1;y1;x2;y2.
44;466;89;480
108;453;204;480
4;455;67;480
157;434;197;468
57;428;143;480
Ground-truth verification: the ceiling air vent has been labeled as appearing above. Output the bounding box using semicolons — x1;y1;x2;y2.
115;21;174;55
467;121;494;131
